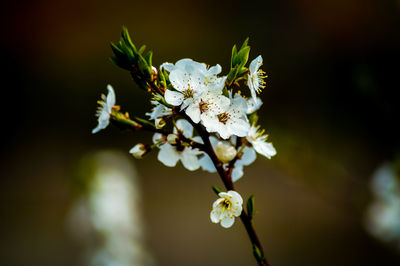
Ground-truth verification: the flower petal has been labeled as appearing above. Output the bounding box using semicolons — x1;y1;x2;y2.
158;144;180;167
175;119;194;138
199;154;217;173
249;55;263;74
180;149;200;171
164;89;184;106
220;216;235;228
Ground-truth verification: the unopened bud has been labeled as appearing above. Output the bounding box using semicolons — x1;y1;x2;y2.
129;143;149;159
215;142;237;163
155;117;166;129
167;134;178;144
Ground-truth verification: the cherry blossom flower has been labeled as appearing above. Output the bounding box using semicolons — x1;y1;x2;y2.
145;100;172;121
210;190;243;228
246;125;276;159
153;119;201;171
248;55;267;102
202;93;250;139
92;85;116;134
185;90;230;124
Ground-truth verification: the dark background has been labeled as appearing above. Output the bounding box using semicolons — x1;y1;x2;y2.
1;0;400;265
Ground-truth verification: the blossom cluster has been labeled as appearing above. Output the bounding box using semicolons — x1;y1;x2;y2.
92;31;277;228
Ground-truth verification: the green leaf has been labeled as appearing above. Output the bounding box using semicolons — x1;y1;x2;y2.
138;45;146;55
252;244;264;262
145;51;153;66
238;66;249;76
121;27;137;53
231;44;238;68
246;195;255;218
236;46;250;68
212;185;222;196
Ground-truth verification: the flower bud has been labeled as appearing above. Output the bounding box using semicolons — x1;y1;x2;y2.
215;142;237;163
155;117;166;129
167;134;178;144
129;143;149;159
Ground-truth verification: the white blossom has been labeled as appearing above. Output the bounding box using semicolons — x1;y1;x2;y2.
210;190;243;228
153;119;201;171
202;93;250;139
92;85;116;134
145;100;172;120
162;58;227;123
248;55;267;102
247;125;276;159
185;90;230;124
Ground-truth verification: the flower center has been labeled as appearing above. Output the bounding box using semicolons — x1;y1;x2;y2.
221;199;231;212
183;84;194;99
217;112;230;124
199;100;209;113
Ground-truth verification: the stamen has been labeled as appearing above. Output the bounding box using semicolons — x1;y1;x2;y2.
218;113;230;124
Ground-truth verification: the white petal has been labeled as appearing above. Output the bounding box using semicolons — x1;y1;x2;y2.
240;147;257;166
160;62;175;72
174;119;194;138
210;210;220;223
212;198;224;209
199;154;217;173
185;102;201;123
228;118;250;137
220;216;235;228
249;55;263;74
246;97;263;114
106;85;116;109
158;144;180;167
232;165;244;182
180;149;200;171
207;64;222;75
164;89;184;106
227;191;243;205
254;141;277;159
169;70;188;92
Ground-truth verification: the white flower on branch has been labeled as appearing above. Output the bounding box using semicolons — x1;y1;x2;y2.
162;58;227;123
92;85;116;134
248;55;267;102
186;90;230;124
202;93;250;139
246;125;276;159
210;190;243;228
145;100;172;121
153;119;201;171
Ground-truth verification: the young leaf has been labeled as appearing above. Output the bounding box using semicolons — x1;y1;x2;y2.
138;45;146;55
246;194;255;218
212;185;222;196
145;51;153;66
252;244;265;262
231;44;238;68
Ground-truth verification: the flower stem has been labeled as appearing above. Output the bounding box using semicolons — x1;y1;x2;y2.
180;112;270;266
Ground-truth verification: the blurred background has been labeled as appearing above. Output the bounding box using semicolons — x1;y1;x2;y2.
1;0;400;265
